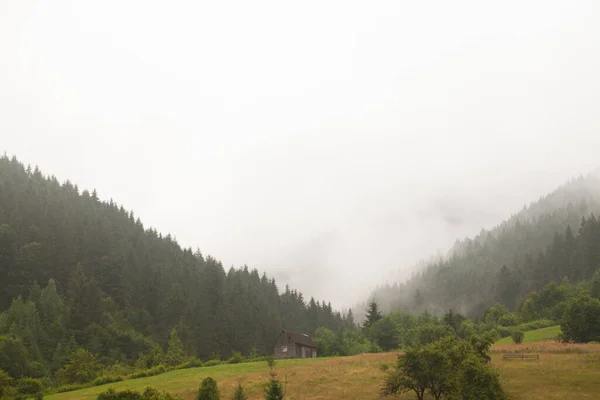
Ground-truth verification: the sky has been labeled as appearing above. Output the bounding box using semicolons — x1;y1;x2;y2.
2;0;600;308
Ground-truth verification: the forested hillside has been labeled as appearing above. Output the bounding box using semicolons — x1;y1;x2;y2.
367;172;600;318
0;155;353;378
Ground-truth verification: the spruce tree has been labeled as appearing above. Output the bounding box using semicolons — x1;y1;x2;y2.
197;377;220;400
363;300;382;329
165;328;185;366
231;382;248;400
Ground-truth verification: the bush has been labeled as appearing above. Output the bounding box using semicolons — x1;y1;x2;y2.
16;377;44;394
203;360;221;367
495;326;512;338
96;387;181;400
561;295;600;343
516;319;556;332
175;358;203;369
265;356;276;370
264;376;284;400
231;382;248;400
456;354;508;400
485;329;500;342
0;370;14;396
511;331;525;344
35;391;44;400
56;383;85;393
197;377;220;400
128;365;167;379
379;363;390;372
92;375;124;386
227;352;244;364
498;313;519;327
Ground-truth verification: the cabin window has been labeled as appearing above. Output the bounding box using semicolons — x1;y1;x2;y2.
281;346;287;352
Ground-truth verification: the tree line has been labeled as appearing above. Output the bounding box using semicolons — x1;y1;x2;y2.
0;155;353;385
366;172;600;318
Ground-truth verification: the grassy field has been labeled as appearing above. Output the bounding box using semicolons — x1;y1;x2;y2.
47;341;600;400
495;325;562;345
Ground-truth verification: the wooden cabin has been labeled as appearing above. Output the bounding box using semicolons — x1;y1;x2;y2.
274;330;317;359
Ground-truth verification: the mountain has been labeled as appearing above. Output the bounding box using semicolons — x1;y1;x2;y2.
0;154;352;375
364;171;600;319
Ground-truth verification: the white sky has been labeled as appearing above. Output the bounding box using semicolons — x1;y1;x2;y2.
2;0;600;308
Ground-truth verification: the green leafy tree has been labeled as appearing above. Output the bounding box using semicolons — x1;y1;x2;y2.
590;269;600;299
197;377;220;400
381;336;504;400
314;327;337;356
405;323;454;347
0;335;30;378
370;316;399;351
164;328;185;366
560;294;600;343
137;344;165;369
381;343;453;400
456;354;508;400
56;348;100;384
0;369;13;397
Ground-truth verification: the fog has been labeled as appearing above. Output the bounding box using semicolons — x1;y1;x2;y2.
2;1;600;309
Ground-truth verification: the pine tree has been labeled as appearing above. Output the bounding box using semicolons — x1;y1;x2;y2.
165;328;186;366
363;300;382;329
231;382;248;400
197;377;220;400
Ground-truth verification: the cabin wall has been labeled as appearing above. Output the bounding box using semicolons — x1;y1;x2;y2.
274;334;296;359
274;332;317;359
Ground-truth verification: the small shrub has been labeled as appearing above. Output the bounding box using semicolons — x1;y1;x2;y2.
175;358;203;370
485;329;500;342
186;358;204;368
379;363;390;372
203;360;221;367
92;375;124;386
517;319;556;331
265;356;276;370
264;376;284;400
227;351;244;364
249;347;259;360
511;330;525;344
35;391;44;400
0;370;14;396
56;383;85;393
496;326;512;338
96;387;181;400
128;365;167;379
231;382;248;400
197;377;220;400
16;377;44;395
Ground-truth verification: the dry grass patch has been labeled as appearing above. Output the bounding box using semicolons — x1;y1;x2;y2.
46;344;600;400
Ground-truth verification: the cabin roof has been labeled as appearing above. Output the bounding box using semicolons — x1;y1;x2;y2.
277;330;316;348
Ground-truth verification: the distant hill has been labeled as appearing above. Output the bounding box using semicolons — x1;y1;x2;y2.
362;170;600;319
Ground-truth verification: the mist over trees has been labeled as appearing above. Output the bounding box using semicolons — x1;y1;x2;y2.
0;155;354;379
363;172;600;320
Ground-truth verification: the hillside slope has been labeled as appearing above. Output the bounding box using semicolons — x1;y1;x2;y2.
46;347;600;400
367;171;600;317
0;155;352;376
